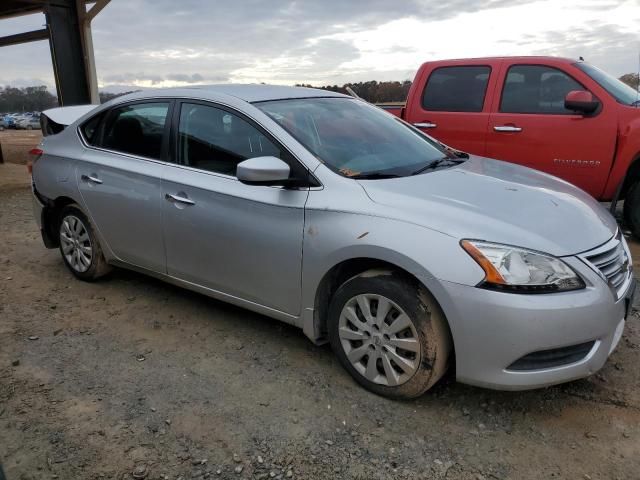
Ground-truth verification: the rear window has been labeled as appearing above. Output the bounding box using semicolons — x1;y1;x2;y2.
422;66;491;112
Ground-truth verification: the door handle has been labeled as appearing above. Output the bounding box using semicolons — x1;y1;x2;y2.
493;125;522;132
413;122;437;129
81;174;103;184
165;193;195;205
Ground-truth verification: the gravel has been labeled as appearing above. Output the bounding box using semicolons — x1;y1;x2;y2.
1;164;640;479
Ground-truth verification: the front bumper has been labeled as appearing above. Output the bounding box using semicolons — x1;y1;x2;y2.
438;255;635;390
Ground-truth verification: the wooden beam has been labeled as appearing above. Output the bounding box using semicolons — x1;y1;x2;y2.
0;28;49;48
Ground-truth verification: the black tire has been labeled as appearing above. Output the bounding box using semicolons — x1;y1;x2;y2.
58;204;111;281
328;269;452;399
624;182;640;238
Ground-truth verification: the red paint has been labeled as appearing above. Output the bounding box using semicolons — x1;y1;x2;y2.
393;57;640;201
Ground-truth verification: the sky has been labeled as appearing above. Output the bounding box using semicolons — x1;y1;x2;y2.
0;0;639;92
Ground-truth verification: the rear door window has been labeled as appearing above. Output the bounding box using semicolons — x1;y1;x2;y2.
422;66;491;112
500;65;585;114
101;102;170;159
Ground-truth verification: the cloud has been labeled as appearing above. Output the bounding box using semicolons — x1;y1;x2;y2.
88;0;538;85
165;73;205;83
0;0;637;88
525;22;640;75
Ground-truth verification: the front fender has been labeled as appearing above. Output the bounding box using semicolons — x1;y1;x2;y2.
300;208;485;343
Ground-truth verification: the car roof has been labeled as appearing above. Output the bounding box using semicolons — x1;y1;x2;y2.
112;84;348;104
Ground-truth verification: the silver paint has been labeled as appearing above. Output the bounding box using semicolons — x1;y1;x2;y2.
32;85;632;391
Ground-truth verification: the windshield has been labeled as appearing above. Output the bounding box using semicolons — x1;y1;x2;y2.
575;62;639;106
255;97;454;178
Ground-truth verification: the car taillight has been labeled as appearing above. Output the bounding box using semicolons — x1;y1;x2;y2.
27;148;43;174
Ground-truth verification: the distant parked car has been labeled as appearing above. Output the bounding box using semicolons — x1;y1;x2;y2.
16;114;41;130
30;86;634;399
2;115;16;129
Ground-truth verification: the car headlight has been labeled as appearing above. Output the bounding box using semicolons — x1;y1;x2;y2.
461;240;585;293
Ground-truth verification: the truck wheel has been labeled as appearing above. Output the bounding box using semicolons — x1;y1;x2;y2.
328;269;452;399
624;182;640;238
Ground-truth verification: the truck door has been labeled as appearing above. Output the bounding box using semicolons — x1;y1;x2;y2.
485;63;617;197
405;62;497;155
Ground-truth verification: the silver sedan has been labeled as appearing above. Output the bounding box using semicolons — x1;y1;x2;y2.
31;85;634;398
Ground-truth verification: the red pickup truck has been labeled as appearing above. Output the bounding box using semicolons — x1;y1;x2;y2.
386;57;640;234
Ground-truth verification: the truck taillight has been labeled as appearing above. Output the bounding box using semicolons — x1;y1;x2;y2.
27;148;43;174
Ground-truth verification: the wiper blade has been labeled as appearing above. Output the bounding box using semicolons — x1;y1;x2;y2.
411;157;461;176
351;172;402;180
451;150;470;159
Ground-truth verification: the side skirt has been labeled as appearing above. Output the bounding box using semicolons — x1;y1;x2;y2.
108;259;303;330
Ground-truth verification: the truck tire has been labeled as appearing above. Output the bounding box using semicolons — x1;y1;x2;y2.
624;182;640;238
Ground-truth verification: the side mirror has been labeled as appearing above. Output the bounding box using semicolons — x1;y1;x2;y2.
565;90;600;115
236;156;291;186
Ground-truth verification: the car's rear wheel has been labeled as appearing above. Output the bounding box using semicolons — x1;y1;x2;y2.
58;205;111;281
328;269;451;399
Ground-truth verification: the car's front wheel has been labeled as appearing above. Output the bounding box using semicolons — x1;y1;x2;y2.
328;269;452;399
58;204;111;281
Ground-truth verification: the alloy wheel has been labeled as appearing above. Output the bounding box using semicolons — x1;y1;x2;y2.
338;294;420;386
60;215;93;273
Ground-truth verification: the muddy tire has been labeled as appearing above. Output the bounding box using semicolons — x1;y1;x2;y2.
624;182;640;238
328;269;452;399
58;204;111;281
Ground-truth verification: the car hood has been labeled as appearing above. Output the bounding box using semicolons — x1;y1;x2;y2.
358;156;617;257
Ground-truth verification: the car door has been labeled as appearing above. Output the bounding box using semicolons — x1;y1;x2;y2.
405;62;496;155
162;100;309;315
485;62;617;197
77;100;173;273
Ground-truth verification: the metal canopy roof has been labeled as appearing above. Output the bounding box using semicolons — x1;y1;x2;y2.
0;0;110;105
0;1;93;20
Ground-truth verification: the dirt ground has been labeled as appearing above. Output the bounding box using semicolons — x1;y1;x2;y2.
0;129;43;165
1;162;640;480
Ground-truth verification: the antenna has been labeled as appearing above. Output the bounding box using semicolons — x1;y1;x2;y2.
345;86;364;101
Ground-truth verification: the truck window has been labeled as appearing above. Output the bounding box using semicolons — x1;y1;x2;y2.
500;65;585;114
422;66;491;112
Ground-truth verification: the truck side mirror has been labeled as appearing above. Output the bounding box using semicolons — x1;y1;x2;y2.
564;90;600;115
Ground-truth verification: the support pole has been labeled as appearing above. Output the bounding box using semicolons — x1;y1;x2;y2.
45;0;91;105
78;0;110;104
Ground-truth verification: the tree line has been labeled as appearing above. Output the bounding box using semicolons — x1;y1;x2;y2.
0;86;137;113
305;74;640;103
0;86;57;113
2;73;638;113
297;80;412;103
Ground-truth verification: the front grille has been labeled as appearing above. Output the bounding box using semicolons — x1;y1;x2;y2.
583;232;631;298
507;341;595;371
